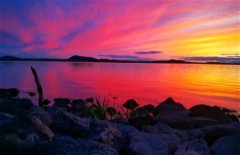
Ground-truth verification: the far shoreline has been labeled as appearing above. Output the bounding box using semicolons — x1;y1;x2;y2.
0;60;239;66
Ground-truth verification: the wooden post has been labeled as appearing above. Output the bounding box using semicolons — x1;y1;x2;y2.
31;67;43;106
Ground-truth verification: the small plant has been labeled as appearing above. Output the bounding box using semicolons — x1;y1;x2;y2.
106;106;117;120
89;97;109;120
122;99;139;119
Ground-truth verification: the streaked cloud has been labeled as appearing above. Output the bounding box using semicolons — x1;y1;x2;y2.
183;56;240;63
135;51;163;55
0;0;239;59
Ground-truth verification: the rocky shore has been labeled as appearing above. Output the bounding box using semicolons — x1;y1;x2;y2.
0;88;239;155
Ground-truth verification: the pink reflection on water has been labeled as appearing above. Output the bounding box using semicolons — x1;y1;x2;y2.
0;61;239;111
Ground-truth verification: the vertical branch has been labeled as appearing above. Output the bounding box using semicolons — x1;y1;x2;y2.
31;67;43;106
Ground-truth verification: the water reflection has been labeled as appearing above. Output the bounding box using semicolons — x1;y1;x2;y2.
0;61;239;111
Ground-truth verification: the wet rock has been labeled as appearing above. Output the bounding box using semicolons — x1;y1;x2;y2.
0;99;29;115
16;98;33;110
142;104;155;114
28;105;52;127
70;99;86;113
155;97;186;115
42;99;51;106
142;123;204;142
89;119;137;152
123;99;139;111
189;105;235;123
28;115;54;141
191;117;221;128
53;98;70;111
210;134;240;155
129;107;154;129
0;88;19;99
86;97;94;103
200;122;240;145
175;139;209;155
0;114;53;140
38;137;118;155
155;111;194;130
127;132;181;155
0;133;39;155
52;112;90;138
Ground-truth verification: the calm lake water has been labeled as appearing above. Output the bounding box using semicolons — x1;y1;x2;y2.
0;61;239;111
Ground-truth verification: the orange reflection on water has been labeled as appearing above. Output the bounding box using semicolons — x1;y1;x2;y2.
0;62;239;111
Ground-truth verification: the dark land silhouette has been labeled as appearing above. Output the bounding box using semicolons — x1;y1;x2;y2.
1;55;239;65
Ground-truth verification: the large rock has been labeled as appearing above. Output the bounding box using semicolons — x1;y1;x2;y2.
200;122;240;145
191;117;221;128
38;136;118;155
210;134;240;155
142;123;204;142
28;115;54;141
52;112;90;138
0;88;19;99
70;99;86;113
175;139;209;155
53;98;70;111
0;98;33;115
0;133;40;155
0;113;54;141
89;119;138;152
142;104;155;114
28;105;52;127
129;107;154;129
127;132;181;155
154;111;194;130
189;105;236;123
0;112;15;123
155;97;186;115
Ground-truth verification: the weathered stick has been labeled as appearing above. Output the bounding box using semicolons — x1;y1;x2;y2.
31;67;43;106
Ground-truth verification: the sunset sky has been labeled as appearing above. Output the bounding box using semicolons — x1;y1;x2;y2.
0;0;239;62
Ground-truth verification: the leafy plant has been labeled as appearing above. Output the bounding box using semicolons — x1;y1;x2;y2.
106;106;117;120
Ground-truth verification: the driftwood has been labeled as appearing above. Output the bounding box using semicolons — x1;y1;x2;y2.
31;67;43;106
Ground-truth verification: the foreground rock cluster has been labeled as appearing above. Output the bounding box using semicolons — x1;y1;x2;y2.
0;88;239;155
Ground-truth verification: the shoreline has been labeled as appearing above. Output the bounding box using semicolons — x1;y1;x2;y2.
1;59;240;65
0;88;240;155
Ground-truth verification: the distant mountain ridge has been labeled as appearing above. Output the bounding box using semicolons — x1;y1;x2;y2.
68;55;98;62
0;55;239;64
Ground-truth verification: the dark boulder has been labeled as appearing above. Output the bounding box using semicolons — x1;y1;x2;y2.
52;112;90;138
86;97;94;103
155;97;186;115
123;99;139;111
210;134;240;155
88;118;137;152
0;133;40;155
154;111;194;130
127;132;181;155
129;107;154;129
200;122;240;145
16;98;33;110
70;99;86;113
28;105;52;127
175;139;209;155
0;113;54;141
0;98;32;115
38;138;118;155
189;104;236;123
53;98;70;111
0;88;19;99
142;104;155;114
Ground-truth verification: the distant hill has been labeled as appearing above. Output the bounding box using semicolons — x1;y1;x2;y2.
154;59;189;63
68;55;98;62
0;55;238;65
0;56;21;60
